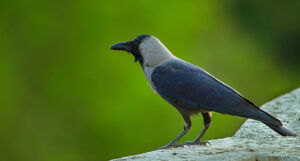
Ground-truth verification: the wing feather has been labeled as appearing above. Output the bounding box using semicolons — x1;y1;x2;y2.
152;60;262;118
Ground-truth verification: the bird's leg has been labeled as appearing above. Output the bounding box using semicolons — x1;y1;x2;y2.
181;112;212;146
192;112;212;144
159;115;191;149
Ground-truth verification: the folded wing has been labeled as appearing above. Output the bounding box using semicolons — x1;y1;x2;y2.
152;59;281;126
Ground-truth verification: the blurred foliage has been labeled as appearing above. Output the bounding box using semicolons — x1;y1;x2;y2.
0;0;299;160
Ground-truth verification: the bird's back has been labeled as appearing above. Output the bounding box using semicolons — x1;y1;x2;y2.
152;59;282;127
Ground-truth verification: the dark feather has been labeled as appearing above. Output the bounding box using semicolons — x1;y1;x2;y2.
152;59;282;127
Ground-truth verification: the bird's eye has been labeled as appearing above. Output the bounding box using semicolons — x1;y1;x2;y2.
133;40;139;46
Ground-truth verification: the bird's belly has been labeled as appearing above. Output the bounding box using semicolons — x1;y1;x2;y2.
166;99;211;116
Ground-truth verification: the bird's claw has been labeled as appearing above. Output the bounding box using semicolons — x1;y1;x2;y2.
158;144;183;150
158;141;210;150
158;145;171;150
180;140;211;146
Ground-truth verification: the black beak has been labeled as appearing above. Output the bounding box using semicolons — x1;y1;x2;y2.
110;41;132;52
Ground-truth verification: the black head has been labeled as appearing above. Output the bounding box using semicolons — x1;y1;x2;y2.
110;35;151;65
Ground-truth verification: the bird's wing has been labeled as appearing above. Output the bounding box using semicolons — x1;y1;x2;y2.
152;59;270;120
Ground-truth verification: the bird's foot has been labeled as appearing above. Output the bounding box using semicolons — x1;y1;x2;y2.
158;145;172;150
158;143;185;150
180;140;211;146
158;145;179;150
158;141;210;150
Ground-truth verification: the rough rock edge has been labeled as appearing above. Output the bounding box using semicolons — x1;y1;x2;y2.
112;88;300;161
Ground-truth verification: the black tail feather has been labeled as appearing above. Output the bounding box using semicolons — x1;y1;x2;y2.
234;98;296;136
265;123;296;136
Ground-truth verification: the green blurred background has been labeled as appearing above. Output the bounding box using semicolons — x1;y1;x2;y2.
1;0;299;160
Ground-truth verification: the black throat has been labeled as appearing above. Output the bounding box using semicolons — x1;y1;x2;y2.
130;34;151;69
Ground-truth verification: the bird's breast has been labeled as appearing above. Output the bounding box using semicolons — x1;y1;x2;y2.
143;66;157;93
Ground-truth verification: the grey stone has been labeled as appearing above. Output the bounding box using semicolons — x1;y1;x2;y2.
112;88;300;161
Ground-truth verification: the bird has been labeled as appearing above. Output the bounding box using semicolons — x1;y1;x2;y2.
110;34;296;148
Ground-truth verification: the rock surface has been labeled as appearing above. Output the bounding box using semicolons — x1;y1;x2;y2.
112;88;300;161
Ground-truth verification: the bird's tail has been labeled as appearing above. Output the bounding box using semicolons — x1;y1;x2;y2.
246;104;296;136
264;123;296;136
240;99;296;136
251;108;296;136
